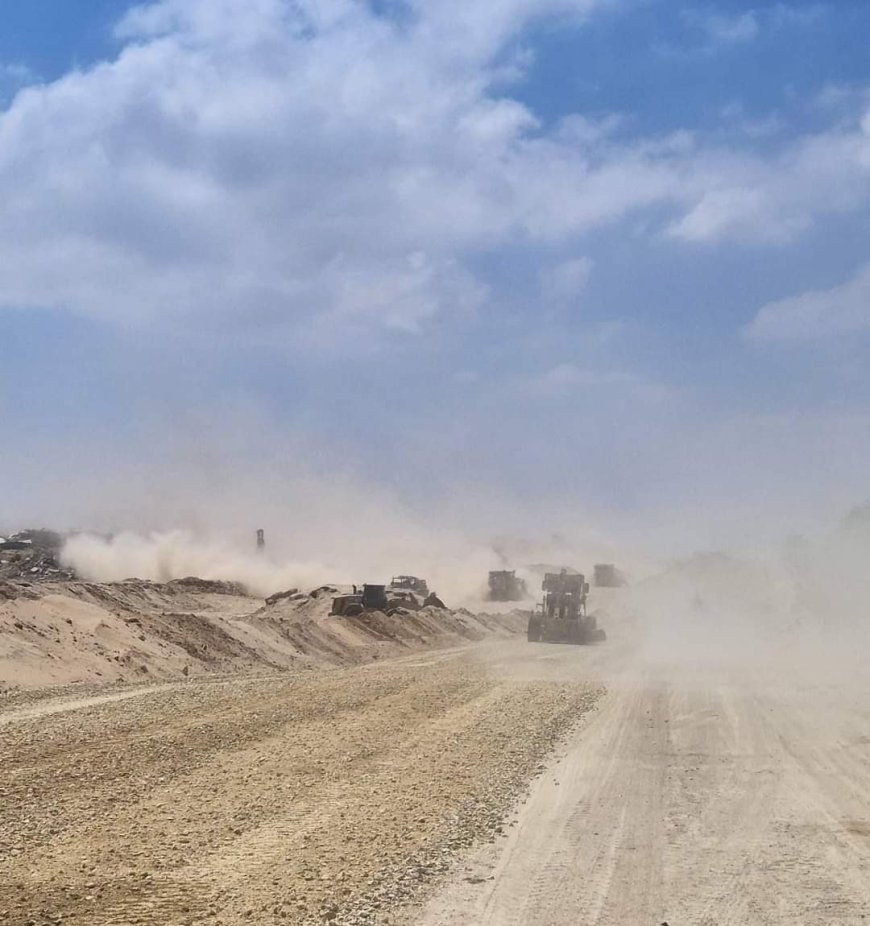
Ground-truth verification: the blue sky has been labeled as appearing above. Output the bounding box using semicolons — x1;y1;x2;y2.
0;1;128;87
2;0;870;551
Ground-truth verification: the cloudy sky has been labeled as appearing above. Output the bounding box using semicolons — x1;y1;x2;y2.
2;0;869;550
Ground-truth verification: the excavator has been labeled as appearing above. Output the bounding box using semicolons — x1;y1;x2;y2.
526;569;606;644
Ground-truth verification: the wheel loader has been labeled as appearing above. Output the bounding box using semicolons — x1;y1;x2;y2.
526;570;605;644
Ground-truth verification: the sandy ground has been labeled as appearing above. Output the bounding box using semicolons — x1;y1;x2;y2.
0;578;526;689
0;646;600;926
3;584;869;925
416;616;870;924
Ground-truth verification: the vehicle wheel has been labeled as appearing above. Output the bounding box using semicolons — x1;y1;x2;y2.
344;604;364;617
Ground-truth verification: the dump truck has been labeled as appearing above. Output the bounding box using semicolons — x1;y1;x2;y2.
593;563;626;588
487;570;528;601
527;569;605;644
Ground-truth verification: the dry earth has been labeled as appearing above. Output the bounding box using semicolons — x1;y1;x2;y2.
0;652;601;926
3;582;869;926
0;578;525;689
414;606;870;925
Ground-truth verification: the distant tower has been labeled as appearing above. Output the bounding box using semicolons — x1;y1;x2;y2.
256;529;265;553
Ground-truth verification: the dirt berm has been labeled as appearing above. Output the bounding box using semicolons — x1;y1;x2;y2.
0;578;526;690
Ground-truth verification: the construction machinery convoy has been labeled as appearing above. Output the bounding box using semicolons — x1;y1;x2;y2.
527;569;606;645
327;567;608;643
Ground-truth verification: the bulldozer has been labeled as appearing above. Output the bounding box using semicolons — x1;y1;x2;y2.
487;570;528;601
389;575;430;597
330;584;390;617
330;583;442;617
526;570;605;644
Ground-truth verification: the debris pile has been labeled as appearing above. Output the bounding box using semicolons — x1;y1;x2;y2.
0;529;76;582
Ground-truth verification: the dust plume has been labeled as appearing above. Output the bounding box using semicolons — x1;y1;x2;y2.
619;503;870;674
61;530;334;598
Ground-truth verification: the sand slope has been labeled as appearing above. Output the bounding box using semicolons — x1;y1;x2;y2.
0;578;526;690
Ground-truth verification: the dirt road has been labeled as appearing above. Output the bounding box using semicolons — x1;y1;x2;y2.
4;598;869;926
0;649;600;926
418;642;870;925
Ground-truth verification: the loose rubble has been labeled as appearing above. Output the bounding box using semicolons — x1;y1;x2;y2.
0;529;75;582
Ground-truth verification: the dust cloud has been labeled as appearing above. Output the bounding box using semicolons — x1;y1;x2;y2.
28;429;638;603
57;497;870;679
61;530;333;599
621;503;870;675
10;417;870;660
59;525;625;605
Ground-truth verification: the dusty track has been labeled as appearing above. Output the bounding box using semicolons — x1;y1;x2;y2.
4;588;869;926
0;650;600;926
417;647;870;925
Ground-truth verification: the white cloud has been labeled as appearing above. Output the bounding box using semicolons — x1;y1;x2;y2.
312;251;487;334
0;0;624;338
0;0;868;341
719;102;785;139
746;264;870;341
669;109;870;241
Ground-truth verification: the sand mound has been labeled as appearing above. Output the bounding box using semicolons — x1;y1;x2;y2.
245;591;526;667
0;579;525;691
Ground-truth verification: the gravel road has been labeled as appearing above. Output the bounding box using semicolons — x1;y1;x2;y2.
417;642;870;925
0;650;600;926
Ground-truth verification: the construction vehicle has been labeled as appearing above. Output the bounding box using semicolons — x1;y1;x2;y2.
330;583;439;617
527;570;605;644
487;570;528;601
593;563;626;587
330;584;390;617
389;575;429;597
